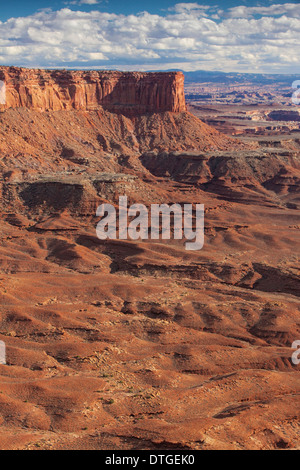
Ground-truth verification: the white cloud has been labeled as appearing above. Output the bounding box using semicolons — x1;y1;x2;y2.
168;3;211;16
68;0;101;5
0;3;299;73
221;3;300;19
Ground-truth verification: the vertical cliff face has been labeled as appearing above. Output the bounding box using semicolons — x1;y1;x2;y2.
0;67;187;115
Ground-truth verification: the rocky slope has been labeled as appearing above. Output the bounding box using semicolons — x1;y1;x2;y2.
0;69;299;450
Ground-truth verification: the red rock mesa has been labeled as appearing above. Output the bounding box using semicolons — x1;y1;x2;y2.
0;67;299;451
0;67;187;115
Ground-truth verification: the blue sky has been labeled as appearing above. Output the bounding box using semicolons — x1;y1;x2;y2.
0;1;299;73
0;1;298;20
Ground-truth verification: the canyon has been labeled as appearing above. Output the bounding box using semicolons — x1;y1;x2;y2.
0;67;299;450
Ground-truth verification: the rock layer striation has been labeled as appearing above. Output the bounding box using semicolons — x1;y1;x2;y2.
0;67;187;115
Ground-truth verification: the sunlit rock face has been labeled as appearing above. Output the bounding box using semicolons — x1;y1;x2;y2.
0;67;187;115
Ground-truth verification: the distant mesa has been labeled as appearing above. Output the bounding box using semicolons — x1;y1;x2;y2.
267;110;300;122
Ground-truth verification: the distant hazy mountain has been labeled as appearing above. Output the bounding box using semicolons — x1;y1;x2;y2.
158;70;299;86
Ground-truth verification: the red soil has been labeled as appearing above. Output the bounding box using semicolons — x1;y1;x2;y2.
0;72;299;450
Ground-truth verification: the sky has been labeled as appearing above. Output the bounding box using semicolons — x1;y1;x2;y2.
0;1;299;73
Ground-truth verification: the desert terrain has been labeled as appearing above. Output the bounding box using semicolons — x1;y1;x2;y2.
0;67;299;450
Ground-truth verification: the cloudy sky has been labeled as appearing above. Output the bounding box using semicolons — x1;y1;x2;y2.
0;1;299;73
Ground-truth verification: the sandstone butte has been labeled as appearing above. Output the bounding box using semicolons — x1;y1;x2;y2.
0;66;187;115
